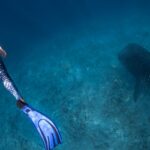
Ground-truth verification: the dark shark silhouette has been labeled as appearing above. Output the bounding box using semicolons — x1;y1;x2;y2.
118;43;150;101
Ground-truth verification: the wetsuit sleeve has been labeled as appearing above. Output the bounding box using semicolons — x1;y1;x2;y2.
0;59;22;100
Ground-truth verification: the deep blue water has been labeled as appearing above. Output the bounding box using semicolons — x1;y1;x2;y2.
0;0;150;150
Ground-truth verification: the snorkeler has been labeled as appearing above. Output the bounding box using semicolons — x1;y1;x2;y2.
0;47;62;150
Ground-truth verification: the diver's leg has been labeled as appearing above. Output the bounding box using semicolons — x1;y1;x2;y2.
0;58;23;101
0;47;62;150
16;99;27;109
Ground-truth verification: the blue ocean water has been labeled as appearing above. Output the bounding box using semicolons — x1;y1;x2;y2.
0;0;150;150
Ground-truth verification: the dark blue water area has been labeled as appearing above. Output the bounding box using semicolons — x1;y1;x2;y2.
0;0;150;150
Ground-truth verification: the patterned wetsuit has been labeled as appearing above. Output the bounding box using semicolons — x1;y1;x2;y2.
0;58;22;100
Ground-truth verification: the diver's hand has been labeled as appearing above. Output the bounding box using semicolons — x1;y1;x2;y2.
0;46;7;58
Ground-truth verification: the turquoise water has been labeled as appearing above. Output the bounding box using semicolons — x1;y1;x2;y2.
0;0;150;150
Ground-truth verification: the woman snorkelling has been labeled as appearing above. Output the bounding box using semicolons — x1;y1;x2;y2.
0;47;62;150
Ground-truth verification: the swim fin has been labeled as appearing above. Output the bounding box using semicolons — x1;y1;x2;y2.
19;101;62;150
0;51;62;150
